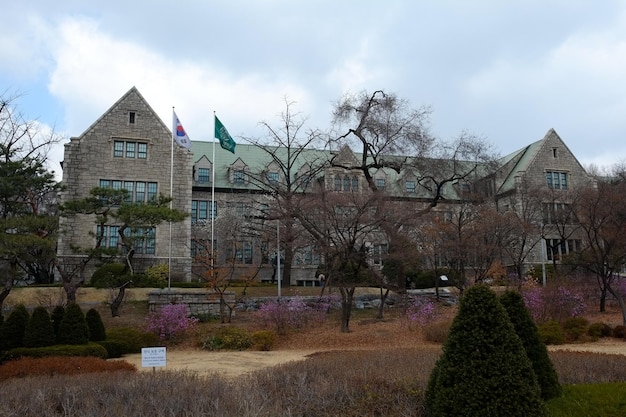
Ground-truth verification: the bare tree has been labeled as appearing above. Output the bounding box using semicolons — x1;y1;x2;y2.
295;183;386;332
241;98;329;288
574;175;626;322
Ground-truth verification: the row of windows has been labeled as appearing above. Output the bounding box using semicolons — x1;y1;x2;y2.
114;140;148;159
545;239;580;261
96;225;156;254
99;180;158;203
334;175;359;192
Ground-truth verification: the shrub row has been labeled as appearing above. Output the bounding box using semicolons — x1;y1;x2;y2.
0;355;136;381
538;318;624;345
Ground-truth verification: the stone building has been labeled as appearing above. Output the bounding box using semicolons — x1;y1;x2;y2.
57;87;193;281
57;87;595;285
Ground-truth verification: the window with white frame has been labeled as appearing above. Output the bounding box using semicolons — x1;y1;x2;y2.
375;178;386;190
405;180;416;193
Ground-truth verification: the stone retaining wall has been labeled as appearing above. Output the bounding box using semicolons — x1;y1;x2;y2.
148;289;236;316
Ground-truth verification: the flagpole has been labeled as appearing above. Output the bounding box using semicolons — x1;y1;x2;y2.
168;107;175;290
211;111;216;277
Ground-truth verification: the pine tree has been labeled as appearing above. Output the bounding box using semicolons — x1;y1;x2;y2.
23;306;56;347
51;305;65;342
499;290;562;400
85;308;106;342
425;285;546;417
57;303;90;345
0;304;30;349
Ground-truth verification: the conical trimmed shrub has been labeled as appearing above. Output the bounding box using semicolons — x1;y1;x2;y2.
24;306;56;348
0;304;30;350
57;303;90;345
499;290;562;400
51;305;65;342
425;285;546;417
86;308;106;342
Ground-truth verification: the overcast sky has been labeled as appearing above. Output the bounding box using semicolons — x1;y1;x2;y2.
2;1;626;179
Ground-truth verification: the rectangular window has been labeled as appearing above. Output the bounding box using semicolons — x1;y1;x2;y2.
192;200;218;223
198;168;210;183
546;171;568;190
235;241;253;264
147;182;157;201
135;182;146;203
128;227;155;255
267;172;279;183
124;181;134;203
137;143;147;159
233;170;245;184
125;142;136;158
375;178;386;190
113;139;148;159
405;180;416;193
114;141;124;157
96;225;119;248
128;112;136;124
372;243;388;265
100;180;158;204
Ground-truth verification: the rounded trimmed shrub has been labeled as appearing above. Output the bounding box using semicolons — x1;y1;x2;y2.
57;303;90;345
23;306;56;348
252;330;276;351
538;321;566;345
500;290;561;400
85;308;106;342
105;327;160;354
90;263;128;288
425;285;546;417
563;316;589;341
0;304;30;350
613;325;626;339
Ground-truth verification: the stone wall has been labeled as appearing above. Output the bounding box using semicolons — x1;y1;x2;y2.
148;289;236;316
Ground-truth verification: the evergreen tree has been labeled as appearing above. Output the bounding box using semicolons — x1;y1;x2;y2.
425;285;546;417
0;304;30;349
51;305;65;342
57;302;89;345
499;290;562;400
23;306;56;347
85;308;106;342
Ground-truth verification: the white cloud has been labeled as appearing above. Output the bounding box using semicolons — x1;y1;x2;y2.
46;17;315;141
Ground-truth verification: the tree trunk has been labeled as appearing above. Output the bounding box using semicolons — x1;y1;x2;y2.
110;281;132;317
598;275;608;312
377;287;390;319
340;287;355;333
606;284;626;326
63;280;81;304
0;280;12;314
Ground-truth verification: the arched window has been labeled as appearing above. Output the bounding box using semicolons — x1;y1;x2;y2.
351;176;359;192
334;175;342;191
343;175;350;191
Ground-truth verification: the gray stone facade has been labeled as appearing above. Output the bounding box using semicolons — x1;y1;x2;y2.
57;87;193;281
58;88;595;285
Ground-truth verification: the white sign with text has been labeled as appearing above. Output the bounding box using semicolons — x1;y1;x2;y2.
141;347;167;368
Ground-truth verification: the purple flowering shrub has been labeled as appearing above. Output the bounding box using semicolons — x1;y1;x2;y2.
521;280;587;323
146;303;198;340
406;297;439;328
256;295;336;335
